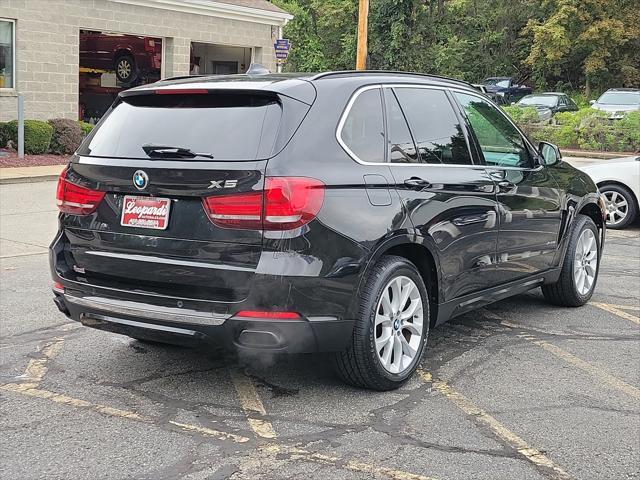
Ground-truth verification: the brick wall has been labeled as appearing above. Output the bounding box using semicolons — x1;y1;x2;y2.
0;0;280;121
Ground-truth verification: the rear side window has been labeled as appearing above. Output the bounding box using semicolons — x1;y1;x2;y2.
394;88;472;165
78;93;281;161
339;88;385;163
384;89;417;163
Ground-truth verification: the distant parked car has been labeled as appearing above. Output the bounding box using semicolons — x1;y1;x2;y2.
578;157;640;229
482;77;532;104
516;93;578;120
79;32;162;84
590;89;640;119
472;84;489;95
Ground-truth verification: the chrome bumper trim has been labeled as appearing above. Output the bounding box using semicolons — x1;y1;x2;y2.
64;294;229;326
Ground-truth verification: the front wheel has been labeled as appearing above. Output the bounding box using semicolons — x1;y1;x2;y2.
334;255;429;391
600;184;637;229
542;215;601;307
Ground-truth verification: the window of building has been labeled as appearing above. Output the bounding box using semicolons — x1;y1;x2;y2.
394;88;472;165
0;19;15;89
340;88;385;163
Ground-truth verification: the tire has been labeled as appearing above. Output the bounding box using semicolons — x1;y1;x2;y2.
334;255;430;391
542;215;600;307
114;54;137;84
600;184;637;229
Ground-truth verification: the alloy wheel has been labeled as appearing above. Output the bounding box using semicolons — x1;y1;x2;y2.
573;229;598;295
603;190;629;227
117;59;132;80
374;276;424;374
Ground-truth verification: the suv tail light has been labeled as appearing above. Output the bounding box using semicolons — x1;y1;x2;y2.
203;177;325;231
56;168;105;215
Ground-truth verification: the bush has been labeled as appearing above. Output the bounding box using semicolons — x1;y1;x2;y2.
78;121;94;137
0;121;9;148
508;107;639;153
5;120;54;154
48;118;84;155
502;105;541;124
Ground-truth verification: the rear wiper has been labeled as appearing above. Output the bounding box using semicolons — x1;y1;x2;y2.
142;144;214;159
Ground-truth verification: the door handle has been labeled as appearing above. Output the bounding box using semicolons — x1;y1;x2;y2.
404;177;431;189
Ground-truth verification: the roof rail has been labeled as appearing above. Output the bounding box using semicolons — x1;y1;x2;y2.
310;70;473;87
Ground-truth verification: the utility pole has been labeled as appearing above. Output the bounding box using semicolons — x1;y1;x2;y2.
356;0;369;70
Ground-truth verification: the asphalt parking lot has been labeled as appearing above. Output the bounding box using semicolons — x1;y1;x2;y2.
1;180;639;480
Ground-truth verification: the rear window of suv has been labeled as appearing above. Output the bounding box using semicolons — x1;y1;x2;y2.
78;92;282;161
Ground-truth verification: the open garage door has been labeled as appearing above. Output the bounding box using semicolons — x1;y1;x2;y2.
191;42;252;75
79;30;162;122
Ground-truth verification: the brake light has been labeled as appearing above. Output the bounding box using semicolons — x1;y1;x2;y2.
202;177;325;231
235;311;301;320
52;282;65;293
56;168;105;215
154;88;208;95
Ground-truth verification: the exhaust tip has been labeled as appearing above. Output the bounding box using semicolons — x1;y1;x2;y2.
237;329;282;348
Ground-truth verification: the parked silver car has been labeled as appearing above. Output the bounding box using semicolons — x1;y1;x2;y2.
590;88;640;119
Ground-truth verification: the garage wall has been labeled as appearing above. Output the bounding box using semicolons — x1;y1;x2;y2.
0;0;280;121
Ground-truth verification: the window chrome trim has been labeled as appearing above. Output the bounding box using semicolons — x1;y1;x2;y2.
336;83;540;171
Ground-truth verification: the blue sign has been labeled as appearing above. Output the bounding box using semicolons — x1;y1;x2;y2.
274;39;290;51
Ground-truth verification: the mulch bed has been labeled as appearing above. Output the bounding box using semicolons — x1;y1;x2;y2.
0;149;70;168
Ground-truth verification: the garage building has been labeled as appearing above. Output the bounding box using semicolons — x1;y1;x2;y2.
0;0;292;122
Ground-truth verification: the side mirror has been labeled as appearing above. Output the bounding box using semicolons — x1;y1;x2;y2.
589;100;596;105
538;141;561;166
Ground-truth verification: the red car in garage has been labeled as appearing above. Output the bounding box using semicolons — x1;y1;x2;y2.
79;31;162;85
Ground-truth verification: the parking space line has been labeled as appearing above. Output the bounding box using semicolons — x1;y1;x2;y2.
508;329;640;401
590;302;640;325
417;369;574;480
229;367;278;439
261;444;437;480
168;421;251;443
16;336;65;388
0;383;146;420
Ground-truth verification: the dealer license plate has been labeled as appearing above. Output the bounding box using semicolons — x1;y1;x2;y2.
120;196;171;230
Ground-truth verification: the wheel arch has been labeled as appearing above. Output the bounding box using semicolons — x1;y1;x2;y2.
353;236;441;327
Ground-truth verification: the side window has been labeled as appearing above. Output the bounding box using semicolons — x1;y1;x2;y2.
394;87;472;165
340;88;385;163
454;92;532;168
384;89;417;163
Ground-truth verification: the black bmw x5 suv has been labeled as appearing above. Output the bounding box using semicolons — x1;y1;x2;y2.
51;71;606;390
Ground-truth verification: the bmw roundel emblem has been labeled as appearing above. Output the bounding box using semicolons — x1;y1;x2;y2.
133;170;148;190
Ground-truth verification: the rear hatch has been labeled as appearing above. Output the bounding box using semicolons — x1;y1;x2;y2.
54;86;312;303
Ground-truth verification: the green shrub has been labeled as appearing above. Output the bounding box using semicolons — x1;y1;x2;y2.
502;105;542;124
78;121;94;137
509;107;639;153
0;121;8;148
5;120;54;154
48;118;84;155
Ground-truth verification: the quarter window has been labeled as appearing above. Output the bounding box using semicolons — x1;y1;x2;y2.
455;92;532;168
0;19;15;89
340;88;385;163
394;88;472;165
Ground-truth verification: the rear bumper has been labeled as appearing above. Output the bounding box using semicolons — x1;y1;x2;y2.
53;287;354;353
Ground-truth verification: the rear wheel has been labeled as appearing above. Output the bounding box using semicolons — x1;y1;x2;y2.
600;184;637;229
542;215;600;307
334;255;429;391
